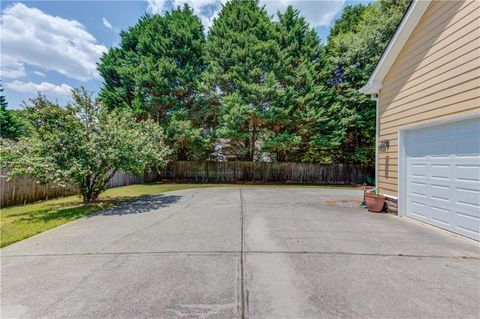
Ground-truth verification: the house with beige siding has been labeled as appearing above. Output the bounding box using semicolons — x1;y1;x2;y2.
360;0;479;240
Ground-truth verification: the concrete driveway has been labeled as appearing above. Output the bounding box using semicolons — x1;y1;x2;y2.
1;187;479;318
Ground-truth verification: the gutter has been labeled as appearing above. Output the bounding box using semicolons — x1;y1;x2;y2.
374;95;379;190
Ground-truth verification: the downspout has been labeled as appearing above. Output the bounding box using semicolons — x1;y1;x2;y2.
374;94;379;191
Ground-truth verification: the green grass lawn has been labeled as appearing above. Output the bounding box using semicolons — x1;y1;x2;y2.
0;183;354;248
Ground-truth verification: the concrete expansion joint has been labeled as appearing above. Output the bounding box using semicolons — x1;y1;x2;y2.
239;187;249;319
2;251;479;260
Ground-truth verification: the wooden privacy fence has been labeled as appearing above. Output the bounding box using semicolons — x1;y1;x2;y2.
0;168;77;207
106;170;158;188
0;168;159;207
1;162;372;207
159;161;374;185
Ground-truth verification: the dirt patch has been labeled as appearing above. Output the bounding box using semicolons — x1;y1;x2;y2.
325;199;363;208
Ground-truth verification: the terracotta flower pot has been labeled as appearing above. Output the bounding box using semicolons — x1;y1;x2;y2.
365;193;385;212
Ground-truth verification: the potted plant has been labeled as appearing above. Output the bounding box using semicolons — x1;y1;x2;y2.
365;190;385;213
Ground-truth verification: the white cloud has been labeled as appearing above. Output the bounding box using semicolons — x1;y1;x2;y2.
102;17;113;29
33;71;46;77
146;0;345;30
5;80;73;97
0;55;26;79
0;3;107;82
175;0;226;29
147;0;168;14
262;0;345;27
147;0;225;30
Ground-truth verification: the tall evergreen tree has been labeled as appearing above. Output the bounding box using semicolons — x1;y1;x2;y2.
98;5;211;160
99;5;205;120
321;0;410;165
265;6;333;162
95;0;410;164
327;4;366;39
0;85;26;140
204;0;279;160
0;85;7;109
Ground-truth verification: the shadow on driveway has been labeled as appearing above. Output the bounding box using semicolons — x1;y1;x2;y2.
92;194;182;216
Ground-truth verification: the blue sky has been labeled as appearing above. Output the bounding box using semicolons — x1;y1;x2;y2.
1;0;372;109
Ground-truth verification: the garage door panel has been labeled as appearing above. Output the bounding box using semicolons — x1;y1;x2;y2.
409;163;429;178
406;143;429;158
407;201;428;219
429;141;454;157
456;164;480;182
430;205;452;225
455;137;480;156
455;206;480;221
456;117;480;135
430;184;451;202
410;191;428;200
456;187;480;208
405;116;480;241
454;211;480;238
430;164;450;179
408;180;428;196
406;128;429;143
428;122;455;138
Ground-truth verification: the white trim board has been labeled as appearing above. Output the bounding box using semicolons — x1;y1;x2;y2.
384;194;398;200
359;0;431;95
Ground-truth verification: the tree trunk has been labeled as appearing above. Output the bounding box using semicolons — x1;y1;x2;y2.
82;192;98;203
244;139;252;161
251;121;257;161
80;168;116;204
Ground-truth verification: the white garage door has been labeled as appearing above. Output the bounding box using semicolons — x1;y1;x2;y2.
405;117;480;240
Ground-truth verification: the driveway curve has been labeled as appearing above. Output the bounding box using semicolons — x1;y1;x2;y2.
1;186;479;318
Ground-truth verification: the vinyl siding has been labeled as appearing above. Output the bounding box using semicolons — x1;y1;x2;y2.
377;0;480;197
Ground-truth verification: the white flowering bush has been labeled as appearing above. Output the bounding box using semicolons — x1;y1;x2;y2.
1;88;170;203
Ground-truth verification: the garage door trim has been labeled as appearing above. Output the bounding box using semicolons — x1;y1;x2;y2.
398;112;480;236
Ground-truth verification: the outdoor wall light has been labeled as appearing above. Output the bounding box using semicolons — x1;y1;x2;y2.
379;139;390;152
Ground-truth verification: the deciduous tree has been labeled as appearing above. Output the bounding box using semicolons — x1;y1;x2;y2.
1;88;169;203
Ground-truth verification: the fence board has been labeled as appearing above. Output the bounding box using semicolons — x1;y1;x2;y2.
159;161;373;185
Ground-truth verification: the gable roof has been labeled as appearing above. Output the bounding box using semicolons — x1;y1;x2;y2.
359;0;431;95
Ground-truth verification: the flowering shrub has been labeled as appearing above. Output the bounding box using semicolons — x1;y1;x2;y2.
1;88;170;203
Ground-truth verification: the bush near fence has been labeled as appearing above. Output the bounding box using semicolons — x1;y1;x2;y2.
159;161;373;185
0;169;158;207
